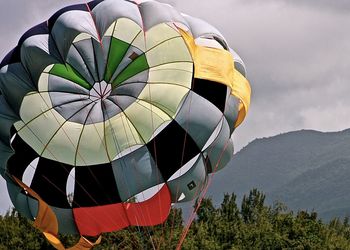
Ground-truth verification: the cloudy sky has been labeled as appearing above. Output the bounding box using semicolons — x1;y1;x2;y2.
0;0;349;214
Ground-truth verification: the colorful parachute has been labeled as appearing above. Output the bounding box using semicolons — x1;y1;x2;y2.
0;0;251;249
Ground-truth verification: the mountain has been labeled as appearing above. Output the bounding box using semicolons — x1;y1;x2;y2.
206;129;350;221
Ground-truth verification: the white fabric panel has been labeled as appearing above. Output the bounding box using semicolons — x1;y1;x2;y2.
146;37;192;67
138;83;189;117
124;100;171;142
105;113;143;160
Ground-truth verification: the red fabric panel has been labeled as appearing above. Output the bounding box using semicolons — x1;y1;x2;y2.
124;185;171;226
73;203;129;236
73;185;171;236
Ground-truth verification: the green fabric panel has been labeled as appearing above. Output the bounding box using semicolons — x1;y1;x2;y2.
104;38;130;83
112;54;149;87
50;63;91;90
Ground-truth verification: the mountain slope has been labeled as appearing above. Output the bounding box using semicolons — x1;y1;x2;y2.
207;129;350;220
271;158;350;220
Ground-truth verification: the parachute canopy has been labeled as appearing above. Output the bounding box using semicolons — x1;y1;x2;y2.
0;0;250;249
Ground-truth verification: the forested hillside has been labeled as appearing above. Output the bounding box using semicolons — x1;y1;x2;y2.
1;190;350;249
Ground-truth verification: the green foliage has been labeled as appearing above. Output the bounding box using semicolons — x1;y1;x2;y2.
1;190;350;249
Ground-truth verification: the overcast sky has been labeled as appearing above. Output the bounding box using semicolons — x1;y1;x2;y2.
0;0;349;214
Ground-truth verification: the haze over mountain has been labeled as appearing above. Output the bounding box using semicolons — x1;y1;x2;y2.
207;129;350;221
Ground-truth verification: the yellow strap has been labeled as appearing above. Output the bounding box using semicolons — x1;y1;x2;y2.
178;28;251;127
12;176;101;250
13;176;59;235
43;233;102;250
232;70;251;128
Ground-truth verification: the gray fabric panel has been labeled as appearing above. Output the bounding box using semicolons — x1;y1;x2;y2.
0;141;13;177
102;99;122;119
175;91;223;150
51;207;78;234
0;96;19;146
6;181;35;220
27;195;39;220
224;94;240;134
51;10;99;61
112;146;163;201
182;14;226;43
139;1;188;31
53;98;94;124
167;154;207;203
85;101;104;124
230;48;247;77
108;95;135;111
110;46;145;83
74;39;99;82
235;62;247;78
0;63;35;113
92;37;110;81
67;46;95;86
50;91;90;107
20;35;61;85
205;119;234;173
111;81;146;97
48;75;90;95
93;0;142;37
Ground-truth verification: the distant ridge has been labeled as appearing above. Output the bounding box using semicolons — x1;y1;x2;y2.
207;129;350;221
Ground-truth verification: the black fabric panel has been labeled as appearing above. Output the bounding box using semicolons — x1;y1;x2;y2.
147;121;201;180
73;164;121;207
88;0;105;10
18;22;49;47
7;134;38;180
30;158;73;208
192;78;228;112
48;4;89;31
0;47;21;69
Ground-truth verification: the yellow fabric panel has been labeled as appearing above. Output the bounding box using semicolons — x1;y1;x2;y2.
178;28;233;86
44;231;102;250
178;28;251;127
67;236;102;250
43;233;65;250
194;46;234;86
232;69;251;128
13;176;102;250
44;233;101;250
12;177;58;235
